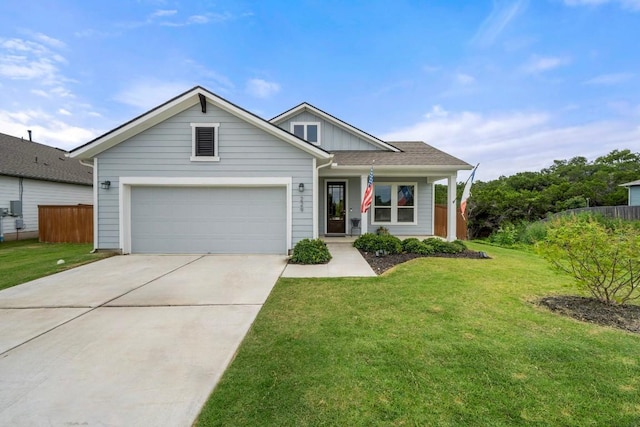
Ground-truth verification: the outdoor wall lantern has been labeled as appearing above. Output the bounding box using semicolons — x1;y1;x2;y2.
100;180;111;190
298;183;305;192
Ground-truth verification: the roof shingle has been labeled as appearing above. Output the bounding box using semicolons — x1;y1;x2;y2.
0;132;92;185
331;141;471;167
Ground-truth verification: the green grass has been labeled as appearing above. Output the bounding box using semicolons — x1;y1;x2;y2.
197;243;640;426
0;239;114;291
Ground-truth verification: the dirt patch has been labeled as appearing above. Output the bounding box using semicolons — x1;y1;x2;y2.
538;295;640;334
358;249;490;275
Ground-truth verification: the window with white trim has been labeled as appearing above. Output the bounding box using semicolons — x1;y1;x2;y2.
291;122;320;145
372;183;417;225
190;123;220;161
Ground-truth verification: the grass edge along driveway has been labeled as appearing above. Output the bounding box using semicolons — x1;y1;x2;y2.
0;239;115;291
197;243;640;426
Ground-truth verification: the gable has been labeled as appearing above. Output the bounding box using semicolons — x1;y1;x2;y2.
271;103;399;153
70;86;331;161
97;101;317;172
275;110;380;152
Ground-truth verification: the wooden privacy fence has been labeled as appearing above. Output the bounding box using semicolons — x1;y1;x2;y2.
560;206;640;221
434;204;467;240
38;205;93;243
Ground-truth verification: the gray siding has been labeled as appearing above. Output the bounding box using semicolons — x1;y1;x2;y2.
96;102;314;249
0;175;92;238
318;177;432;236
630;186;640;206
276;111;378;152
363;177;433;236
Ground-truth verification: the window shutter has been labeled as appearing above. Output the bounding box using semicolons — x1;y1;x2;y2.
196;127;215;156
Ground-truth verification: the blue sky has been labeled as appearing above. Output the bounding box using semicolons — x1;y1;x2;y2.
1;0;639;181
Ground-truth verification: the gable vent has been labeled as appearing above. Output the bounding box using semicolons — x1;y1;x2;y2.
195;127;215;156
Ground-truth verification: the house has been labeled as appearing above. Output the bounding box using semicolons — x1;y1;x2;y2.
620;180;640;206
0;132;93;241
70;86;471;255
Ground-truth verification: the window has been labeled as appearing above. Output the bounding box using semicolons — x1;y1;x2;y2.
372;183;417;225
291;122;320;145
190;123;220;161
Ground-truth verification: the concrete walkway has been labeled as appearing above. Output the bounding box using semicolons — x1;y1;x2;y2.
282;242;376;278
0;255;287;426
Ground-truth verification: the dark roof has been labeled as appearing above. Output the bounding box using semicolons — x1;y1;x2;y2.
331;141;471;167
0;132;92;185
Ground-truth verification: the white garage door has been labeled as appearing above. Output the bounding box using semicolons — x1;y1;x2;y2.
130;186;287;254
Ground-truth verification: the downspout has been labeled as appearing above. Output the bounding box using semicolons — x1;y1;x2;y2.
314;157;333;238
79;159;98;253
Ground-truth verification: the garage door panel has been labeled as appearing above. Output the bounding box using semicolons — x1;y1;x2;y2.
131;186;286;254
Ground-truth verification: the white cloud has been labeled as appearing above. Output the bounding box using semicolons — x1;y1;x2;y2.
245;78;281;98
151;9;177;18
456;73;476;85
0;109;98;150
584;72;634;85
113;80;193;110
0;36;67;85
381;107;640;181
522;55;571;73
32;33;66;49
564;0;640;11
58;108;72;116
472;0;528;47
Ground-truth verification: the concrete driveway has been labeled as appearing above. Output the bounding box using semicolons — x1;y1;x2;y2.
0;254;287;426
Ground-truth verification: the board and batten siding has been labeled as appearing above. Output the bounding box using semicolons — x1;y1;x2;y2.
95;102;315;250
0;175;92;238
276;111;378;152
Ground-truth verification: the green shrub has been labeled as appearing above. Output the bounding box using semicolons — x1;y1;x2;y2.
519;221;547;245
536;214;640;305
353;233;379;252
376;226;390;235
354;233;402;254
452;240;467;252
290;239;332;264
423;238;465;254
402;238;435;255
489;222;518;246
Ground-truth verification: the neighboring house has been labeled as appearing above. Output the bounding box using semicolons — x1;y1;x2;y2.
70;86;471;255
0;132;93;241
620;180;640;206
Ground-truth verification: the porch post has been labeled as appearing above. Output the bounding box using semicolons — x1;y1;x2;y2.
360;173;368;234
447;173;457;242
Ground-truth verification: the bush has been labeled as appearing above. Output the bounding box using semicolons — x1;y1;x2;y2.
519;221;547;245
536;214;640;305
402;238;435;255
489;223;518;246
353;233;402;254
376;226;390;235
290;239;332;264
423;238;465;254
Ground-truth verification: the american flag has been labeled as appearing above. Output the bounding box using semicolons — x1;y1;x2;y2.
360;166;374;213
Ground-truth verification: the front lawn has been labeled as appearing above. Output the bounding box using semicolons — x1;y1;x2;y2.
0;239;114;291
197;243;640;426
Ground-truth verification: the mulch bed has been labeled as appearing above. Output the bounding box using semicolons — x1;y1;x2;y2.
538;295;640;334
358;249;490;275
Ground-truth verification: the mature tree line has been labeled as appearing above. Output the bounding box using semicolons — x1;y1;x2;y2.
436;149;640;238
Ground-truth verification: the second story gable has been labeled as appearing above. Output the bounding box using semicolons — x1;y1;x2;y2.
271;103;400;153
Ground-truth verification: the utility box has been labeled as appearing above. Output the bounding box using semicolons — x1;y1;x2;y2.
0;208;8;217
15;218;24;230
10;200;22;216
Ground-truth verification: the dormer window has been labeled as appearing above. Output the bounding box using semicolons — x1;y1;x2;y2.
190;123;220;162
291;122;320;145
